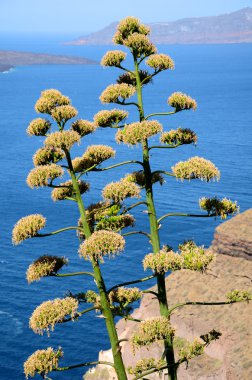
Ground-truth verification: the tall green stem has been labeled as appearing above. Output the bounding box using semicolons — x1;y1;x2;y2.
134;59;177;380
64;149;127;380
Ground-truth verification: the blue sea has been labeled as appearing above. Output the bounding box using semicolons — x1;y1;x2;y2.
0;34;251;379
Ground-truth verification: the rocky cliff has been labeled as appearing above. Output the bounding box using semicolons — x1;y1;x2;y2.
69;8;252;46
85;209;252;379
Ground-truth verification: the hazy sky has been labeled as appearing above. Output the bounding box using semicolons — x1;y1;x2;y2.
0;0;251;35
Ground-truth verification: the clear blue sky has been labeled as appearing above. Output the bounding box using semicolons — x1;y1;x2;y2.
0;0;251;35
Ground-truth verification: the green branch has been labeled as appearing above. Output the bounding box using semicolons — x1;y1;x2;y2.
93;160;144;171
35;226;82;238
56;360;115;372
107;274;156;293
168;300;238;316
149;144;181;151
145;110;177;120
62;306;98;323
152;170;176;178
121;201;148;214
54;271;95;278
157;212;216;224
122;230;151;239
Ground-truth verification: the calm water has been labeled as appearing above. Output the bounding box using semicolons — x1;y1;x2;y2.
0;35;252;379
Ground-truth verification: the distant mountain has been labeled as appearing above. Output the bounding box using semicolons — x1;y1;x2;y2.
0;50;97;72
67;7;252;45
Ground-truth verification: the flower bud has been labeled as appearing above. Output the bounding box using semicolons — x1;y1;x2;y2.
101;50;127;67
51;180;89;201
100;83;136;104
24;347;63;379
94;109;128;127
78;230;125;262
26;255;68;283
102;178;141;203
109;287;142;305
199;197;239;219
71;119;97;136
116;120;162;145
146;54;175;71
51;105;78;123
172;156;220;181
124;33;156;58
44;130;80;150
26;164;64;188
160;128;197;146
168;92;197;111
179;339;205;361
32;147;64;166
29;297;78;335
35;89;70;114
12;214;46;245
113;17;150;45
27;118;51;136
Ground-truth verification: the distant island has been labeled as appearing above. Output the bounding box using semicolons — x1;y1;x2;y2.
0;51;97;72
66;7;252;45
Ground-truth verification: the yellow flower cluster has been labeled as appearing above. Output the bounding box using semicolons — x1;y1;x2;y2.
96;214;135;232
179;339;205;361
78;230;125;262
101;50;127;67
160;127;197;146
116;120;163;145
146;53;175;71
125;170;164;187
26;118;51;136
226;290;252;302
130;317;175;352
71;119;97;137
26;164;64;188
29;297;78;335
32;147;64;166
12;214;46;245
94;109;128;127
109;287;142;305
113;16;150;45
123;33;156;58
143;242;214;273
51;105;78;123
44;130;80;150
168;92;197;111
24;347;63;379
26;255;68;283
72;144;115;173
100;83;136;104
35;89;70;114
199;197;239;219
172;156;220;181
51;180;89;201
128;358;166;376
102;178;141;203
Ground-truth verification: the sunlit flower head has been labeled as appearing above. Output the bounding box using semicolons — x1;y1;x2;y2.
130;317;175;352
101;50;127;67
71;119;97;137
199;197;239;219
78;230;125;262
146;54;175;71
179;339;205;361
12;214;46;245
26;164;64;188
100;83;136;104
51;105;78;123
125;171;164;187
51;180;89;201
26;255;68;283
44;130;80;150
226;289;252;302
83;144;115;164
96;214;135;232
94;109;128;127
116;120;162;145
35;89;70;114
123;33;157;58
113;17;150;45
102;178;141;203
109;287;142;305
128;358;166;376
172;156;220;182
168;92;197;111
32;147;64;166
160;127;197;146
26;118;51;136
24;347;63;379
29;297;78;335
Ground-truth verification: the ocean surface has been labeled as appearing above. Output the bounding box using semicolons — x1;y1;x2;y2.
0;34;251;379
